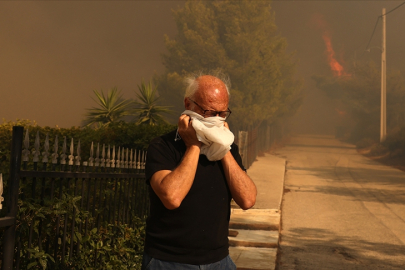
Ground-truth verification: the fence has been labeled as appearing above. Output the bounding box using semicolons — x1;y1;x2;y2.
0;126;148;269
236;121;283;169
0;122;283;268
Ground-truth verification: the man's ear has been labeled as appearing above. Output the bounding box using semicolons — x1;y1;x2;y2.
184;98;191;110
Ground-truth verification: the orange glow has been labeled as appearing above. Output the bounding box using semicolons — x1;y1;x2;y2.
322;34;346;77
312;14;350;77
335;108;346;116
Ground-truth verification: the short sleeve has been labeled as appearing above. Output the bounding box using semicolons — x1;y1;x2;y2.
230;143;246;172
145;136;182;184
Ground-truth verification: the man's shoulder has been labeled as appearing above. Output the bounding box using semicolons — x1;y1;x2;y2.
149;129;184;152
150;129;177;144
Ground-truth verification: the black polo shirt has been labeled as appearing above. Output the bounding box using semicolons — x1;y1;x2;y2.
144;129;245;264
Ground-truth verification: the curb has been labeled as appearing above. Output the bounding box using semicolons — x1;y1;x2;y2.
228;158;286;270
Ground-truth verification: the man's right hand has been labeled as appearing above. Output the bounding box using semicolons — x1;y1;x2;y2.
178;114;202;149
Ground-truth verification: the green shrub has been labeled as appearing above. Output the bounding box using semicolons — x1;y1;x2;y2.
15;191;146;270
0;119;175;185
71;222;145;270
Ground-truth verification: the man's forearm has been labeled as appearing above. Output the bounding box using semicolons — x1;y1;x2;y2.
150;145;200;210
221;151;257;210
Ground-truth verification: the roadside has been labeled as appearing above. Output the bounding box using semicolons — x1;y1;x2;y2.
229;153;286;270
276;134;405;269
357;147;405;172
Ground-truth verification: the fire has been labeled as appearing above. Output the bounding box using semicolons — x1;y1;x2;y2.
335;108;346;116
322;34;345;77
312;14;350;77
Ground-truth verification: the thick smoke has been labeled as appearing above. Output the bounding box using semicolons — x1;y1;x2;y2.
1;1;404;132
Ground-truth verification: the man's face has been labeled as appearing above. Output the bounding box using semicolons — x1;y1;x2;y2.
187;75;230;119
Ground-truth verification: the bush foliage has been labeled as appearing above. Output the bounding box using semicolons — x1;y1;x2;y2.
382;126;405;157
15;191;146;269
313;60;405;144
0;119;175;183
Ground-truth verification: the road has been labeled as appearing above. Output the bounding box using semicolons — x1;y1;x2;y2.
275;135;405;270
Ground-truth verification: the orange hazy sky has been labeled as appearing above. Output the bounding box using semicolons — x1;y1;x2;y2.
1;1;404;134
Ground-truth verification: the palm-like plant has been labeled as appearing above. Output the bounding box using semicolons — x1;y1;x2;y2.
132;81;172;125
83;87;131;128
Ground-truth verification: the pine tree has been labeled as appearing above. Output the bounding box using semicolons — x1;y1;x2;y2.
155;0;301;129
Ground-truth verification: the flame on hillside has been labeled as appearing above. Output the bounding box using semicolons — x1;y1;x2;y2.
311;14;350;77
322;34;346;77
335;108;346;116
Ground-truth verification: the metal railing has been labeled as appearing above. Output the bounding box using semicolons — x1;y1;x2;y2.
1;126;148;269
236;122;282;169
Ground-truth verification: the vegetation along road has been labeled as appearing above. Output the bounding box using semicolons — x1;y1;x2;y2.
276;135;405;270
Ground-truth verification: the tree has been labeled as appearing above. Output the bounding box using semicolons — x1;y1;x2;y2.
155;0;302;130
312;60;405;142
132;81;172;126
82;87;131;128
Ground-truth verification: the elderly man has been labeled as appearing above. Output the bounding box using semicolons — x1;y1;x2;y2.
142;74;257;270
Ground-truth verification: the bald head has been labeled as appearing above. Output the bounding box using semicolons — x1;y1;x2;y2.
184;75;230;116
196;75;227;94
194;75;228;104
184;74;230;98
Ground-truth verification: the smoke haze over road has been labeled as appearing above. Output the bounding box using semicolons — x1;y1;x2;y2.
1;1;404;134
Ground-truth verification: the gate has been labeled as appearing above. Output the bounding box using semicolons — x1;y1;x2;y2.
1;126;148;269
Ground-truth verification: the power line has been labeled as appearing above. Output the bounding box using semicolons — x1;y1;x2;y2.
384;1;405;16
363;17;381;55
360;1;405;58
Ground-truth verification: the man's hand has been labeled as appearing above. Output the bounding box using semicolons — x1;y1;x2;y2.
178;114;202;148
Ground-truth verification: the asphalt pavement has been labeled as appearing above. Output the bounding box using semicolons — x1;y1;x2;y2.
229;153;286;270
230;135;405;269
276;135;405;269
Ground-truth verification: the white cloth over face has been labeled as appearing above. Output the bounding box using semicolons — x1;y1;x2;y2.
181;110;234;161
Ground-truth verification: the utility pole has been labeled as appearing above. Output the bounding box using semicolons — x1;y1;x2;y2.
380;8;387;142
